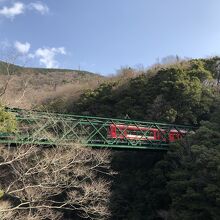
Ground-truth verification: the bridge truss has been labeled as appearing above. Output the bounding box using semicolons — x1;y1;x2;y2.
0;108;194;150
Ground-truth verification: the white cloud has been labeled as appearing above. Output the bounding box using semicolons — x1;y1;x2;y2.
0;2;24;19
34;47;66;68
0;1;49;19
29;2;49;14
0;39;65;68
14;41;31;54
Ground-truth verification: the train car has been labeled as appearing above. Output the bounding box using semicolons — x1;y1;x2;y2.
108;124;186;142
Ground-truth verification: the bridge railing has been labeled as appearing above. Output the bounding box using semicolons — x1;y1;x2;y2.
1;108;195;150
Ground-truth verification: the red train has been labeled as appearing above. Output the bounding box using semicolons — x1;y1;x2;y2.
109;124;186;142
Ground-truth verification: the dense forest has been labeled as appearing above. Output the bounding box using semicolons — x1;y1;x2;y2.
0;57;220;219
68;57;220;220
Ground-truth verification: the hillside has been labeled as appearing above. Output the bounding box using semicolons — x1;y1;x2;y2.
42;56;220;220
0;60;97;75
1;57;220;219
49;57;220;123
0;61;104;109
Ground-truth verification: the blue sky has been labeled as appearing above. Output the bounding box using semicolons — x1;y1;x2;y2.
0;0;220;75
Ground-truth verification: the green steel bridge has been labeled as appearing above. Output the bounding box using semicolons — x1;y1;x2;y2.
0;108;194;150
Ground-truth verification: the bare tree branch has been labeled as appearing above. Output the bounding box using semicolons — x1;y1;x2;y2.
0;114;113;220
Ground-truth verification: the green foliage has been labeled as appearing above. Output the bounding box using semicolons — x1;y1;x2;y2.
40;97;69;113
146;102;220;220
44;57;220;220
0;105;17;132
188;60;213;81
73;82;117;117
0;61;21;75
0;60;97;76
109;100;220;220
72;61;214;124
145;67;212;124
110;152;165;220
0;189;4;198
200;56;220;79
66;58;220;219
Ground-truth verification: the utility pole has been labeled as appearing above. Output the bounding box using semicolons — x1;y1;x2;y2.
216;61;220;85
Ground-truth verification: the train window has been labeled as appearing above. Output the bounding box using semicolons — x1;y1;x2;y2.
147;131;154;136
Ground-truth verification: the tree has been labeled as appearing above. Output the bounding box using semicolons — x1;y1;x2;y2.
0;113;113;220
0;143;112;220
0;105;17;132
72;61;215;124
0;56;34;108
166;103;220;219
145;101;220;220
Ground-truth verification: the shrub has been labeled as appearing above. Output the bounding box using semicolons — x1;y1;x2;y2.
0;105;17;132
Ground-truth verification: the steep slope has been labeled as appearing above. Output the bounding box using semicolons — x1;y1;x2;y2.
0;61;104;109
67;58;219;125
50;57;219;220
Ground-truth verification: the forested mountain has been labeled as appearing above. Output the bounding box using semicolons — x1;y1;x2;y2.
51;58;219;124
0;57;220;219
64;57;219;220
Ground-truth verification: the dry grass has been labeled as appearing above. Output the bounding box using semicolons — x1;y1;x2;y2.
0;63;146;110
1;59;186;111
0;67;104;109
